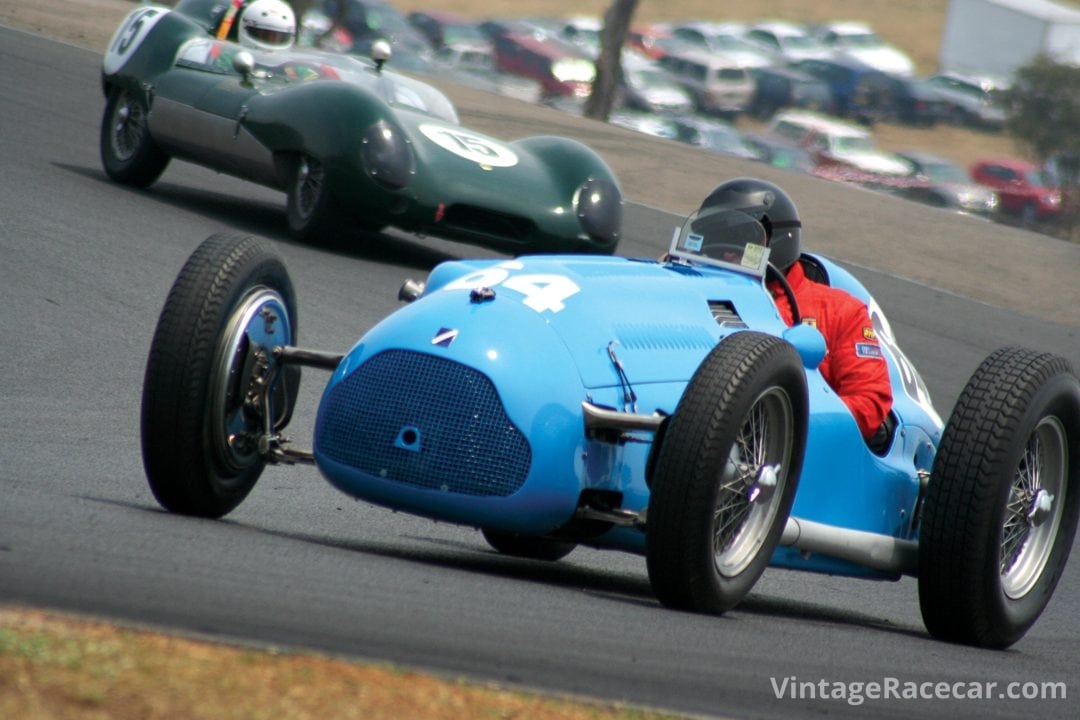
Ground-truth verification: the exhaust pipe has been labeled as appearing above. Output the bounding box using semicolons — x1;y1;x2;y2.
780;516;918;577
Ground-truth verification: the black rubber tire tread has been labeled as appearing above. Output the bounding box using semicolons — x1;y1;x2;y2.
646;331;808;614
141;233;299;518
100;86;169;188
481;529;577;561
918;346;1080;648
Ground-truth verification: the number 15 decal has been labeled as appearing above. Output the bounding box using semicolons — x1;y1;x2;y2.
104;7;169;76
444;261;580;313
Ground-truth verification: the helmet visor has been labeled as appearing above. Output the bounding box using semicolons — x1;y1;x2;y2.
248;26;293;46
670;207;770;275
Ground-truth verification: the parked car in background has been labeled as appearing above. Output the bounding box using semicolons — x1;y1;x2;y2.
813;21;915;77
768;110;913;177
894;151;999;216
746;65;833;120
620;52;695;115
557;15;603;56
320;0;433;67
925;72;1008;130
626;24;686;60
743;20;833;63
493;31;595;100
666;20;773;68
430;45;543;104
669;116;759;160
407;9;490;53
878;75;952;126
659;48;755;118
787;57;895;125
970;157;1063;223
741;131;816;173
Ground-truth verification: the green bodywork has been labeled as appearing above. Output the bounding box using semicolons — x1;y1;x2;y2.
101;3;622;253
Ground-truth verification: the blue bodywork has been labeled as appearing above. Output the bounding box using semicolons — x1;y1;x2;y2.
313;253;943;578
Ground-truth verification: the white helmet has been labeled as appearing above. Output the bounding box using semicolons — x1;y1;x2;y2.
238;0;296;52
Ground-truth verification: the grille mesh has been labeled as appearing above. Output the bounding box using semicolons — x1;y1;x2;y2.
318;350;531;497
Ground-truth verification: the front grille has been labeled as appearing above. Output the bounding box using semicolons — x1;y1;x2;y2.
317;350;531;497
442;204;537;240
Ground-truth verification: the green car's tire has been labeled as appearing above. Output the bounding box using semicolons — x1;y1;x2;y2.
285;154;346;243
100;86;169;188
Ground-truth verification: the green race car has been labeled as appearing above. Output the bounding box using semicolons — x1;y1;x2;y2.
100;0;622;252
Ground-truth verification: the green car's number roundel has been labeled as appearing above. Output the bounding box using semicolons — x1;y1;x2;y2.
104;7;170;76
419;124;519;168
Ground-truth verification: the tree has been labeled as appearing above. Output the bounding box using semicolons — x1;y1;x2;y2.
1005;55;1080;184
584;0;640;121
1005;56;1080;241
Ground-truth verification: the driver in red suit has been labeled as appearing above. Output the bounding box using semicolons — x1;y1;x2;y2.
698;178;894;447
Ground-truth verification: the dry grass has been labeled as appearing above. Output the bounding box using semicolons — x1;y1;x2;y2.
0;607;685;720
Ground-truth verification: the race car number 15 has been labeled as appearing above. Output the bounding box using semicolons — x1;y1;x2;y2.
445;261;580;313
104;7;169;76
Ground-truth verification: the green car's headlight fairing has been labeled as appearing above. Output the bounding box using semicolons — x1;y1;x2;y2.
361;120;415;190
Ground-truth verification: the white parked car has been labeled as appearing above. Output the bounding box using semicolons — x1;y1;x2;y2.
743;20;833;63
767;110;914;177
815;21;916;77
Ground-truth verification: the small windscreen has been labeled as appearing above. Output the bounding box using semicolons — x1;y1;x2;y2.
667;207;771;276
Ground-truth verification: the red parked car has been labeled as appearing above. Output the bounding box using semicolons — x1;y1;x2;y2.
969;157;1063;224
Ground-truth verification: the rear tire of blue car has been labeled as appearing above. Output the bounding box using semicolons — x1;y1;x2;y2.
918;347;1080;649
141;232;300;518
100;86;169;188
646;332;809;614
481;529;576;561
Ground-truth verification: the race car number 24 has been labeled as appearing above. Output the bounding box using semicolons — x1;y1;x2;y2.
444;261;580;313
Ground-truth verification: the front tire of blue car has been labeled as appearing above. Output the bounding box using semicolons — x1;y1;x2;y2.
918;347;1080;649
646;332;808;614
100;85;169;188
141;232;300;518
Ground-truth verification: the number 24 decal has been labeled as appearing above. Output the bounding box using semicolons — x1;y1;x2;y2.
444;261;580;313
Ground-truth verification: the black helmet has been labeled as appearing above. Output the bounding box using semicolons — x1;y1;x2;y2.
698;178;801;271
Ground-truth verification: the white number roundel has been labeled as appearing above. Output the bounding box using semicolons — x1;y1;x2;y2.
419;124;518;168
104;7;169;75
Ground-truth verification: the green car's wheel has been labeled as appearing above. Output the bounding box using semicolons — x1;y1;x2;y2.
141;232;300;518
647;331;808;614
481;529;577;561
100;86;169;187
285;154;345;243
919;347;1080;648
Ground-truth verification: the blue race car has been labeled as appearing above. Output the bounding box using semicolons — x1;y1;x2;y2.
140;202;1079;650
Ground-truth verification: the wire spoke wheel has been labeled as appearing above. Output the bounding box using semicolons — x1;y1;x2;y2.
293;156;325;222
647;331;807;614
100;85;169;187
713;387;794;577
919;346;1079;648
1000;417;1067;599
109;90;146;162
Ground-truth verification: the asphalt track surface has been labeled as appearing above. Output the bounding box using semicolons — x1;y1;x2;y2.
2;26;1079;720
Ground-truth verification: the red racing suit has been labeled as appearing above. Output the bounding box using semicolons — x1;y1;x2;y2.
769;260;893;440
